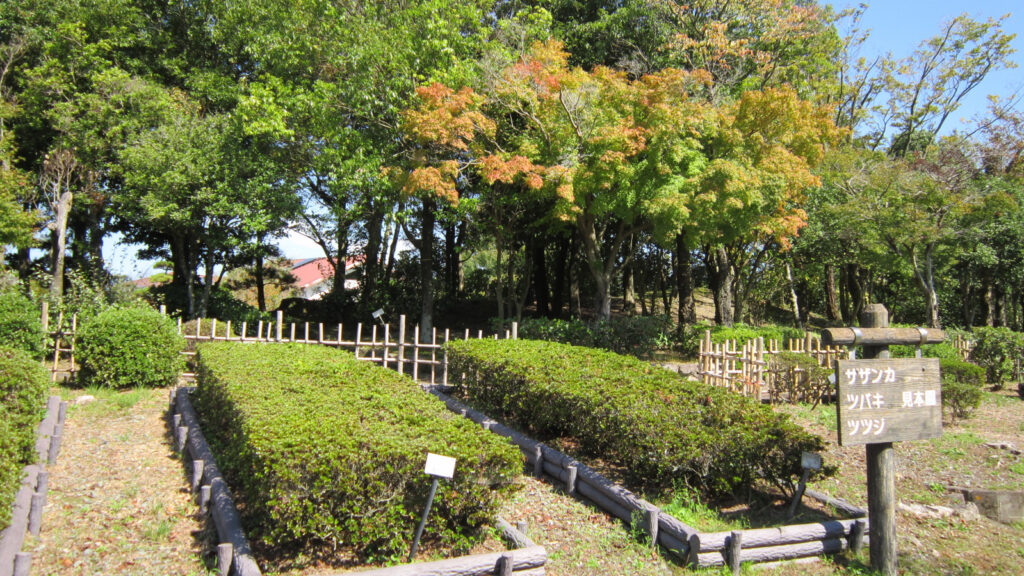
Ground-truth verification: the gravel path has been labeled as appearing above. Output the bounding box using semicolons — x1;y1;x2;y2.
24;387;214;576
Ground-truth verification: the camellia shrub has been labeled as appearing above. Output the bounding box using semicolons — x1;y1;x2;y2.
76;306;185;389
0;290;44;358
448;339;829;498
192;342;521;561
517;315;672;359
677;322;807;357
940;357;985;421
970;327;1024;388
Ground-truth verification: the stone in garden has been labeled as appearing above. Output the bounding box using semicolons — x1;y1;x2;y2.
74;395;95;405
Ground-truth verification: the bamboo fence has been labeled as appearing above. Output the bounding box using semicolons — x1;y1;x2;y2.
698;331;847;403
175;311;517;387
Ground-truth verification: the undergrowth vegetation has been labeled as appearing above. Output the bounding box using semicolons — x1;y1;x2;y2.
447;339;830;499
192;342;521;564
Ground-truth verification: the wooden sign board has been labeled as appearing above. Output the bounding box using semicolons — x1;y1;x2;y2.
836;358;942;446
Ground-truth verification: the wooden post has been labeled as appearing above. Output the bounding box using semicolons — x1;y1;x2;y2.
41;301;49;334
318;323;324;343
442;329;450;386
495;552;513;576
276;310;284;341
383;323;391;368
861;303;896;575
726;530;743;575
304;322;310;343
13;552;30;576
211;319;217;339
225;321;232;340
257;320;263;342
533;445;543;478
398;315;407;376
511;321;518;339
290;323;296;342
192;460;205;493
240;321;247;342
643;503;659;547
412;325;420;381
355;323;362;359
849;518;867;555
217;543;233;576
28;493;44;535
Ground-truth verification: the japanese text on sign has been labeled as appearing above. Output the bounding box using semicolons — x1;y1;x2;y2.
836;358;942;446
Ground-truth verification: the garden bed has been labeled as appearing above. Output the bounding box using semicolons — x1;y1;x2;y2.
188;341;541;574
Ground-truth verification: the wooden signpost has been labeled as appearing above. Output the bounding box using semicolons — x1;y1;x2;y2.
823;304;944;576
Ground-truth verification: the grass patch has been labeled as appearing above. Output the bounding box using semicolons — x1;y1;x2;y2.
658;487;747;533
929;431;985;459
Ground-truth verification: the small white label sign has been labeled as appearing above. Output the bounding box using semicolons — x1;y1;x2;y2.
424;453;456;479
801;452;822;471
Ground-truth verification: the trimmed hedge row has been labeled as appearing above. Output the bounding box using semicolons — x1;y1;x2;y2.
0;346;48;528
447;339;828;498
192;342;521;561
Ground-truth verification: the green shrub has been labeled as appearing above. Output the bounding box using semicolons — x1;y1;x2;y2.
677;322;806;357
516;315;672;359
890;341;963;361
0;346;48;462
447;339;828;498
76;306;185;389
970;327;1024;388
940;358;985;421
192;342;521;561
0;290;44;358
0;407;24;529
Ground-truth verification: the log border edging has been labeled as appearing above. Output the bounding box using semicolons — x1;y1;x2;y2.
0;395;67;576
171;387;546;576
428;388;869;569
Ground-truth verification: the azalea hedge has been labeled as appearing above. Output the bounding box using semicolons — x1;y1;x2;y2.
0;346;48;528
192;342;521;561
448;339;829;497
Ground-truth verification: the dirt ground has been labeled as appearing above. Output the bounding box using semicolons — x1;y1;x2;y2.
24;386;215;576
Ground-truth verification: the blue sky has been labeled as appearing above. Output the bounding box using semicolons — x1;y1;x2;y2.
835;0;1023;133
104;1;1024;278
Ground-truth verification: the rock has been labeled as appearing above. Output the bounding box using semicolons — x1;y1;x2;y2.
960;489;1024;524
898;501;956;519
955;502;981;522
74;394;96;405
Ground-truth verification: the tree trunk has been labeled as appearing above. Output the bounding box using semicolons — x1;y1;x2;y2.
825;264;841;323
675;233;696;325
622;237;635;315
494;236;505;322
255;251;266;312
531;239;549;317
550;237;568;318
445;222;457;300
845;263;865;324
48;187;73;304
419;197;435;334
200;246;214;318
360;205;384;308
383;217;400;288
786;261;801;328
706;245;734;326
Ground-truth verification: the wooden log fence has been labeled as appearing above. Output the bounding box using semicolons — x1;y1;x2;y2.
428;388;868;569
698;331;847;403
171;387;544;576
0;396;67;576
